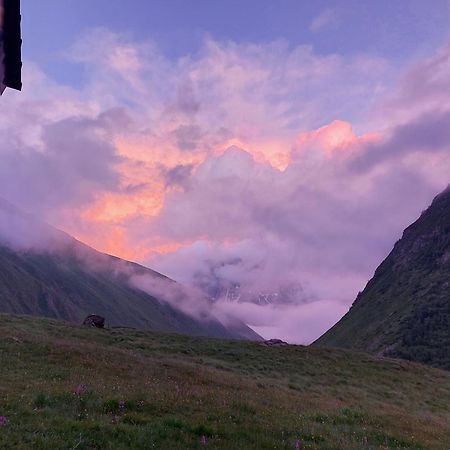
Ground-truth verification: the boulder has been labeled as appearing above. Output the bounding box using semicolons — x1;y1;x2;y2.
262;338;289;347
82;314;105;329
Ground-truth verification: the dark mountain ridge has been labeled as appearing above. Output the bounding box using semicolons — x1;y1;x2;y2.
315;185;450;369
0;198;259;340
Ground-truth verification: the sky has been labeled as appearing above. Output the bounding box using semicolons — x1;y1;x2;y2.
1;0;450;343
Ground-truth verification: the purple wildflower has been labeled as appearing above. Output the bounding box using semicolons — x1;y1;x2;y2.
119;400;125;411
200;435;208;445
295;439;301;449
73;384;87;397
0;416;8;426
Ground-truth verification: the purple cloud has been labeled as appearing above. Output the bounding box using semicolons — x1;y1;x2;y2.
351;109;450;171
0;110;122;217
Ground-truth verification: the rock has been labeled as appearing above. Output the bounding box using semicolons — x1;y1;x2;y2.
262;338;289;347
82;314;105;328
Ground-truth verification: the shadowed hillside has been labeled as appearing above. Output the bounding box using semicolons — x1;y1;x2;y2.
0;199;259;340
315;186;450;370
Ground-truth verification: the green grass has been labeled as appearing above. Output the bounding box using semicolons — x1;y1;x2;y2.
0;314;449;449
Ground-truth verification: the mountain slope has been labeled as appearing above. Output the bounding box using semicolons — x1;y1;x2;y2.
315;186;450;369
1;314;449;449
0;199;259;340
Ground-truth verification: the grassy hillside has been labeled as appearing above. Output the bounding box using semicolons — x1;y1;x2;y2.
0;243;252;340
0;199;259;340
315;187;450;370
1;314;449;449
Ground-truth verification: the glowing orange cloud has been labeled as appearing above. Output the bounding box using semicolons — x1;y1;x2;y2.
63;120;380;263
293;120;379;159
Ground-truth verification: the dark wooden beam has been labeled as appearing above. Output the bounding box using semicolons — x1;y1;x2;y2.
1;0;22;92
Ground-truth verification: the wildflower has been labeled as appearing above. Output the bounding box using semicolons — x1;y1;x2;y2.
119;400;125;411
73;384;87;396
295;439;301;449
0;416;8;426
111;415;120;424
200;435;208;445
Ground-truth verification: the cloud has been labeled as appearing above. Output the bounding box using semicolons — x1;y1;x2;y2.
47;28;391;257
351;109;450;171
0;109;123;217
130;271;212;318
214;300;348;344
0;198;60;251
310;8;340;33
380;42;450;122
150;136;442;312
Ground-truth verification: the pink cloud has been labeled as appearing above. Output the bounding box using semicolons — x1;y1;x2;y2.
292;120;379;160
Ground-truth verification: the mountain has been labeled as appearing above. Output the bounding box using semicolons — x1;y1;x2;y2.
0;199;260;340
315;186;450;370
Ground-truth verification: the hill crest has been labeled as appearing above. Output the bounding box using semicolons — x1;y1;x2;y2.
0;198;260;340
315;186;450;370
